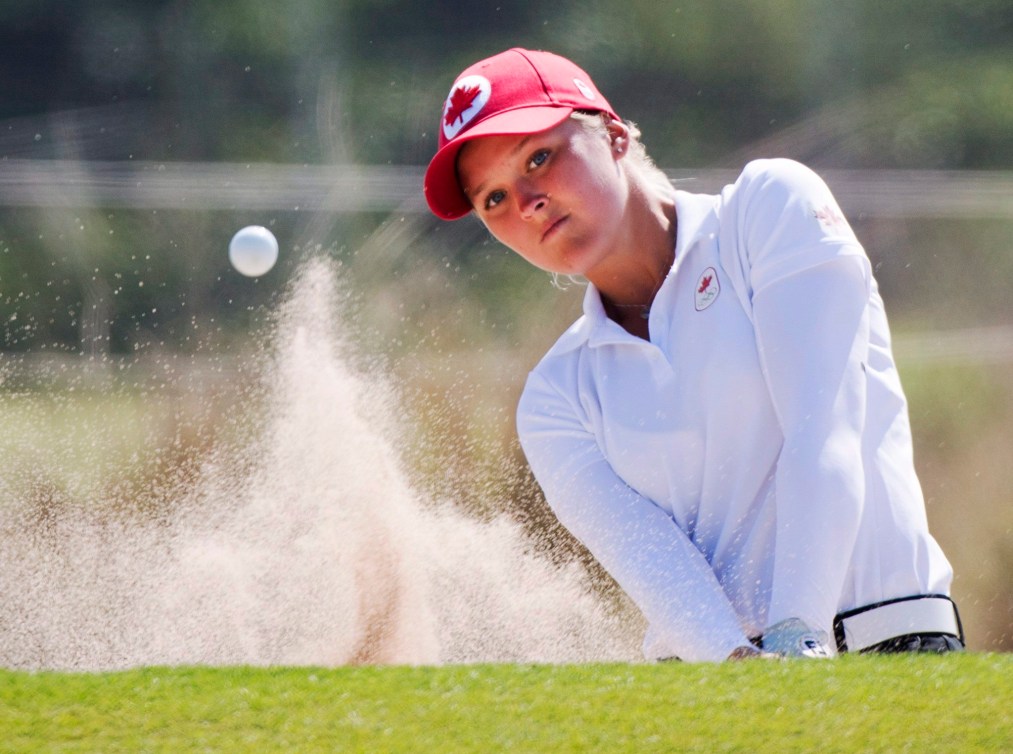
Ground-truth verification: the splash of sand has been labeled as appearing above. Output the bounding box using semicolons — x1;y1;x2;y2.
0;258;641;670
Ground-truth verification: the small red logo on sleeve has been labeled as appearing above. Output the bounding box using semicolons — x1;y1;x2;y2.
814;205;847;231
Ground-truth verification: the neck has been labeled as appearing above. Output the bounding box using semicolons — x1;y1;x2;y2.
592;179;678;320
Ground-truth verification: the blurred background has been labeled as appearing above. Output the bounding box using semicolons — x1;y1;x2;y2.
1;1;1010;652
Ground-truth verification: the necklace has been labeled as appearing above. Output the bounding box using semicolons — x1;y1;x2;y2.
605;248;674;321
611;301;653;319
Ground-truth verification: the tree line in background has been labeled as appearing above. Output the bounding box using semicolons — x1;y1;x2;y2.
1;0;1012;353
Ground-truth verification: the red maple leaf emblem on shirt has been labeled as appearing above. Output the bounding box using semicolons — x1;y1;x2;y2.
814;205;845;229
445;84;481;128
698;275;712;294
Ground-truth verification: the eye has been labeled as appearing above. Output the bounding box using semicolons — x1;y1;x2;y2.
484;189;506;210
528;149;550;170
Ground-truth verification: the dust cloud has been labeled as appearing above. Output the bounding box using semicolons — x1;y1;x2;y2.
0;259;641;670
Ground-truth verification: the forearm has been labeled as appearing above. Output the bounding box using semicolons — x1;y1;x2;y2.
519;382;752;662
549;465;753;662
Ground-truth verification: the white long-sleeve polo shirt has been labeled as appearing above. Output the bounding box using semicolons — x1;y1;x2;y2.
516;159;953;662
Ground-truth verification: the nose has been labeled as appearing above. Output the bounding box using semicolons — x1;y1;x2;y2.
518;184;548;220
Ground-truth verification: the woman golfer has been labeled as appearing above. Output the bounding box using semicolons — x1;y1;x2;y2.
423;48;963;661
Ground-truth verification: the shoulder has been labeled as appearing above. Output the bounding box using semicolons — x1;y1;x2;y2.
725;157;842;205
517;317;590;419
739;157;814;179
720;158;851;238
532;314;592;365
717;159;865;292
729;158;834;203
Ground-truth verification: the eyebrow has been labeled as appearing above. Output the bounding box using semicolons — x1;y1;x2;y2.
463;134;535;200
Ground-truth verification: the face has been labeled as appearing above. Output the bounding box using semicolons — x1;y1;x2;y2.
456;117;629;277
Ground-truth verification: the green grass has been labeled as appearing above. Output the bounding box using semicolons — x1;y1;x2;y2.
2;655;1010;753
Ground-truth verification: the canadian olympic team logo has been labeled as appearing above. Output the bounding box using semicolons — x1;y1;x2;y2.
442;75;492;141
695;267;720;311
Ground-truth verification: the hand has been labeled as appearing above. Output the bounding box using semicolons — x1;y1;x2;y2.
726;645;780;661
761;618;832;658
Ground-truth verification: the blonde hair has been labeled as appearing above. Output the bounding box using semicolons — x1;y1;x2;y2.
569;111;673;197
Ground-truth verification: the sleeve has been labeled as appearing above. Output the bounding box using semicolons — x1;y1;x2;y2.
734;159;873;635
517;370;753;662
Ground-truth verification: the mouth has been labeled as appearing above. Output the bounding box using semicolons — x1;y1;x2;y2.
540;215;568;243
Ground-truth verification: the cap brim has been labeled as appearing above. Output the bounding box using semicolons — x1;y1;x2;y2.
424;105;576;220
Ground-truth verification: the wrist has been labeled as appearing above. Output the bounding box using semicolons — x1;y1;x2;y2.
727;644;781;661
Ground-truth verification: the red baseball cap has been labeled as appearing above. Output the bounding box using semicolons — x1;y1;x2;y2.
423;48;619;220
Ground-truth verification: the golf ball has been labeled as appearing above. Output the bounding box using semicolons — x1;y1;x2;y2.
229;225;279;277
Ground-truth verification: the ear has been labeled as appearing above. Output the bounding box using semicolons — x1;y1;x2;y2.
605;119;630;159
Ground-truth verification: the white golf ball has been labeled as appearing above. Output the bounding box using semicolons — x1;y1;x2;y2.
229;225;279;277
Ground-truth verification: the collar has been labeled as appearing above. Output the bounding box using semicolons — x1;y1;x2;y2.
548;187;722;352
